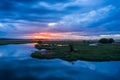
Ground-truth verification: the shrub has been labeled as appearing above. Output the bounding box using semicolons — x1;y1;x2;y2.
69;44;74;52
108;38;114;43
35;44;41;50
98;38;108;44
98;38;114;44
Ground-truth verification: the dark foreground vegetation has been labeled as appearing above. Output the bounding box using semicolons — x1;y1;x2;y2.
31;40;120;62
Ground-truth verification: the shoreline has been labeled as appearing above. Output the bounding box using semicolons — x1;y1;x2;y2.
31;51;120;62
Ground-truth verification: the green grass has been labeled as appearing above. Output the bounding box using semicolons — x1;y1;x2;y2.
0;39;39;45
31;41;120;62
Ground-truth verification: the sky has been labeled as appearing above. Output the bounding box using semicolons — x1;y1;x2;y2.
0;0;120;40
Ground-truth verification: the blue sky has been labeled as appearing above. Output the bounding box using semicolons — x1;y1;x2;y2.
0;0;120;39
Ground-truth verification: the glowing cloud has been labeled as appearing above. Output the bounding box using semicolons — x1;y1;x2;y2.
48;23;57;27
31;32;63;39
0;0;120;39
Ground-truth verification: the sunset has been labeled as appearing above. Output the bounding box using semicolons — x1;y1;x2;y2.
32;32;62;39
0;0;120;80
0;0;120;40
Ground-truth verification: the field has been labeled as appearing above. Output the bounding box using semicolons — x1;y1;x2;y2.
31;41;120;62
0;39;41;45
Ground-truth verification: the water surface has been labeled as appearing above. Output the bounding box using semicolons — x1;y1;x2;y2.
0;44;120;80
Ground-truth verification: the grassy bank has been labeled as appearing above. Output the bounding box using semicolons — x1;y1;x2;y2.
0;39;42;45
31;41;120;62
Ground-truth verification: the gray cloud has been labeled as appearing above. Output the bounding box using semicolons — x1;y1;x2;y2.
0;0;120;39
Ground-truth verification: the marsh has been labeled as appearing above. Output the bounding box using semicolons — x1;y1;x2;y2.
0;44;120;80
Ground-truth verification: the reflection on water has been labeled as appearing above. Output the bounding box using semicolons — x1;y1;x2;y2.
0;44;37;59
0;44;120;80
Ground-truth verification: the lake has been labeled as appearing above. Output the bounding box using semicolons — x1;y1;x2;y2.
0;44;120;80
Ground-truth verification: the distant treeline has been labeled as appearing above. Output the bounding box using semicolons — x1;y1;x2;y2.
0;38;46;45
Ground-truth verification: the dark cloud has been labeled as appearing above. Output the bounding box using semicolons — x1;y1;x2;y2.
0;0;120;39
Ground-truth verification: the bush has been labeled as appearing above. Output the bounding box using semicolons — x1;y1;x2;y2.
108;38;114;43
35;44;41;50
98;38;114;44
98;38;108;44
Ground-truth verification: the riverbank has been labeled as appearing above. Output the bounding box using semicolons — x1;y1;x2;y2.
31;42;120;62
0;39;43;45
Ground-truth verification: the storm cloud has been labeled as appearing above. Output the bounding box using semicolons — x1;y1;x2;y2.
0;0;120;39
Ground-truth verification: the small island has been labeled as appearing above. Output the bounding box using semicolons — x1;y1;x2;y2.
31;38;120;62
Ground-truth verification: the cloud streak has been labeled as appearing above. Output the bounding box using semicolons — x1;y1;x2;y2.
0;0;120;39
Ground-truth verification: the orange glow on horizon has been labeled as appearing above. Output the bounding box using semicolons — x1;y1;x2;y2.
32;32;62;39
23;32;90;40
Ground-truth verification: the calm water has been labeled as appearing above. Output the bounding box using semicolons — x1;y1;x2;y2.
0;44;120;80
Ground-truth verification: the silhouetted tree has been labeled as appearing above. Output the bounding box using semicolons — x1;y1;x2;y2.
98;38;114;44
108;38;114;43
69;44;74;52
99;38;108;44
34;41;42;50
35;44;41;50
